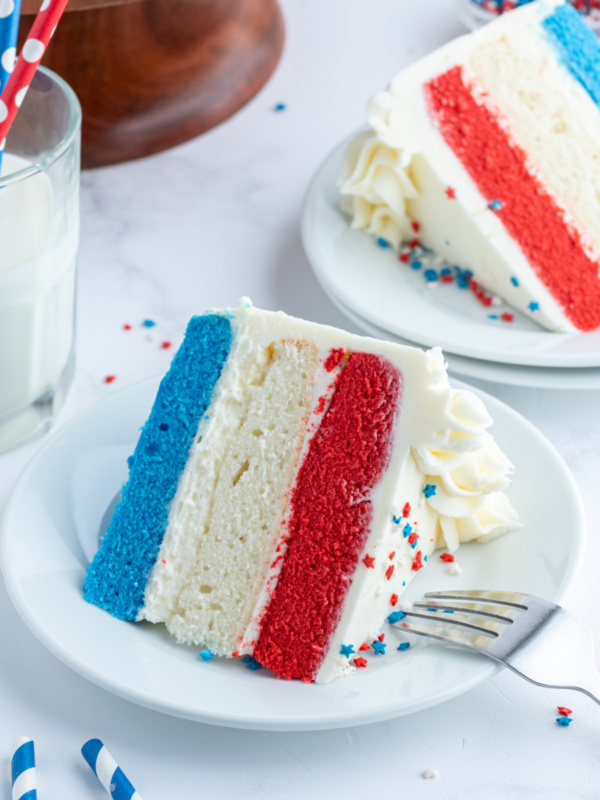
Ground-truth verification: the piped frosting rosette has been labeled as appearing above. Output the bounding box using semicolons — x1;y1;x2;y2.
339;88;416;248
413;388;520;552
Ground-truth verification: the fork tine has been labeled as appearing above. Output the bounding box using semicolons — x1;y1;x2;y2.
396;619;502;653
403;609;503;636
412;600;517;623
424;590;530;609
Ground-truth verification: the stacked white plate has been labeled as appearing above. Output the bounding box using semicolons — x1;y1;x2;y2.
302;139;600;389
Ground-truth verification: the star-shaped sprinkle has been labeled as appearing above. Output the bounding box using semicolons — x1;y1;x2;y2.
397;642;410;651
385;565;395;580
359;643;370;651
363;554;376;569
403;523;412;538
371;640;387;655
392;514;402;525
390;593;399;606
528;302;540;312
403;503;411;517
556;717;573;726
445;186;456;199
557;706;573;716
407;532;418;548
488;199;504;211
353;657;368;668
388;610;406;624
423;484;437;498
340;644;356;658
412;551;425;572
199;650;213;661
440;553;455;563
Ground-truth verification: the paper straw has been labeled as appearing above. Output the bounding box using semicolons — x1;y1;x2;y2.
0;0;69;147
11;736;37;800
81;739;143;800
0;0;21;93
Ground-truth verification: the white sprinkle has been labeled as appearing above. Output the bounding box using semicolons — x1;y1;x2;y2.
448;561;462;576
146;332;157;342
422;767;439;780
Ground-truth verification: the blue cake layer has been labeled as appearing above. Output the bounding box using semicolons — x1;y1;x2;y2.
543;3;600;108
83;314;232;620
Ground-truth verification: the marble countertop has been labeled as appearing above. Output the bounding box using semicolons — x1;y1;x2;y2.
1;0;600;796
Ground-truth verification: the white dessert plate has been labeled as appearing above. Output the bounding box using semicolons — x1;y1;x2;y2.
302;136;600;369
0;376;585;731
330;292;600;391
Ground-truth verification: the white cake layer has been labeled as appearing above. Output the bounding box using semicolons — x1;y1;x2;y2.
340;0;596;333
142;303;519;682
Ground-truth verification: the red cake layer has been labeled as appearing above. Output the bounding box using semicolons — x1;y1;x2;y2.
425;66;600;332
253;352;402;682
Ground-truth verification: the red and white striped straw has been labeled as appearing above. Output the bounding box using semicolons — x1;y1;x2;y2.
0;0;69;146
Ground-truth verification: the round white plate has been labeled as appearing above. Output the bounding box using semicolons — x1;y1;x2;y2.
302;137;600;369
329;292;600;391
0;376;585;730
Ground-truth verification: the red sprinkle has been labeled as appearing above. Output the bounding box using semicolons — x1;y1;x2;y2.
403;503;411;518
161;559;166;564
161;341;172;350
409;238;420;249
412;221;421;232
363;554;376;569
407;532;418;546
378;633;385;642
441;274;454;283
440;553;455;563
231;651;240;657
399;253;410;263
501;312;514;322
324;347;345;372
123;324;132;331
388;551;396;560
385;564;395;581
412;551;424;572
104;375;116;384
390;593;399;606
445;186;456;199
359;643;370;652
557;706;573;717
353;658;368;668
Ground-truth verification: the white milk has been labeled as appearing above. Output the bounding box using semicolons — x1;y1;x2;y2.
0;153;79;451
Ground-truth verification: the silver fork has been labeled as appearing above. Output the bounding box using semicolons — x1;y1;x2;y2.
392;590;600;705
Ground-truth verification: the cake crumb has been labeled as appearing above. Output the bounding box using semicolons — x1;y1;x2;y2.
422;767;439;779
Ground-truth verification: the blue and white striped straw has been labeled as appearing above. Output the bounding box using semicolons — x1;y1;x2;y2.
81;739;143;800
0;0;21;94
11;736;37;800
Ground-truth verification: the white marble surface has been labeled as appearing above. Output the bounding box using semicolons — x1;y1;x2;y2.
2;0;600;796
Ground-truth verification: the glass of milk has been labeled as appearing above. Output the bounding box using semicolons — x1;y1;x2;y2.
0;67;81;453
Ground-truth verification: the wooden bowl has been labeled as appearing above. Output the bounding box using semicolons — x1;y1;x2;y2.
19;0;284;168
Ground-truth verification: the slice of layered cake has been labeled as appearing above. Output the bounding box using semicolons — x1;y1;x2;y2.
340;0;600;332
84;301;519;683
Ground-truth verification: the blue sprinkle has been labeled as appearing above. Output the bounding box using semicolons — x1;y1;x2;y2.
241;656;262;670
392;515;402;525
142;319;156;328
402;581;406;586
388;610;406;624
556;717;573;726
424;269;439;282
377;237;390;248
403;523;412;538
204;415;210;420
424;555;428;561
423;484;437;499
411;260;422;270
488;199;504;211
410;539;417;549
340;643;356;658
397;642;410;651
427;608;437;612
371;639;387;655
274;102;287;111
199;650;213;661
528;302;540;312
510;276;519;287
488;314;499;320
456;276;470;289
441;267;452;276
443;609;454;614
